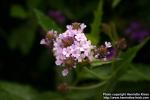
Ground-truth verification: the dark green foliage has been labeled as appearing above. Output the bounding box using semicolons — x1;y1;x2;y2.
0;0;150;100
34;9;61;32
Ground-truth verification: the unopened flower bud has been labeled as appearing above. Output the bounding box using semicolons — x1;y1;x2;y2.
115;38;127;51
64;57;76;69
94;45;108;59
40;30;57;48
57;83;69;93
46;31;56;40
72;22;81;30
94;41;115;60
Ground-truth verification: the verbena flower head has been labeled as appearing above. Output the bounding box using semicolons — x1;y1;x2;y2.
40;22;115;77
94;41;114;61
53;23;95;76
40;30;57;48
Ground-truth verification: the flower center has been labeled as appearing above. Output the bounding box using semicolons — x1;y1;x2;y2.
72;22;81;30
98;45;108;57
94;45;108;58
62;37;74;47
46;32;55;40
64;57;75;69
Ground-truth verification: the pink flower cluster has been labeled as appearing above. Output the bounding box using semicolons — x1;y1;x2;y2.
53;23;95;76
40;22;113;76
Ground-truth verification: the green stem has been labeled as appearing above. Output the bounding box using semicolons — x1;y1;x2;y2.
111;52;122;71
129;65;150;81
72;78;80;85
83;67;103;80
91;60;113;68
111;22;118;40
108;26;114;43
69;81;106;90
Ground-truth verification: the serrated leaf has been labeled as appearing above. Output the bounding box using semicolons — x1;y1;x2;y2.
34;9;61;32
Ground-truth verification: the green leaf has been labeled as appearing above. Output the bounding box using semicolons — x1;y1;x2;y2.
109;36;150;72
86;34;99;45
79;36;149;82
112;0;121;8
0;81;66;100
89;0;103;45
121;37;150;62
10;5;28;19
34;9;61;32
91;59;115;68
0;90;23;100
100;37;150;94
0;81;37;100
79;65;111;80
65;91;95;100
27;0;42;8
80;63;150;82
32;92;63;100
112;81;150;92
8;21;36;54
48;0;66;11
120;64;150;81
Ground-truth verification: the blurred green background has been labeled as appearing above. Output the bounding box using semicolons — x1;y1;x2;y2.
0;0;150;100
